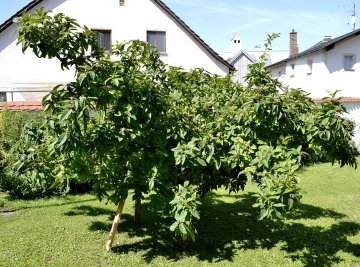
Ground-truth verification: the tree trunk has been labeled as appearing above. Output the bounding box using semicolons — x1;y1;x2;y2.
134;198;141;225
105;200;126;251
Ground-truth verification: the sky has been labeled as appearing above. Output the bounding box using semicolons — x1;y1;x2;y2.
0;0;359;54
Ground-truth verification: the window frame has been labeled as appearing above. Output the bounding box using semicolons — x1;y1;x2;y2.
307;59;313;75
146;31;166;54
289;63;295;78
344;54;355;71
92;29;112;52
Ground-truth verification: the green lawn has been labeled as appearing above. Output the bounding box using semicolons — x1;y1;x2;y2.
1;161;360;267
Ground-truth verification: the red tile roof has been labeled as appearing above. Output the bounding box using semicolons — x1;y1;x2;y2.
0;101;42;111
313;97;360;103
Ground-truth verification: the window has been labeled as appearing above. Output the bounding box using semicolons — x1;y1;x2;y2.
147;31;166;53
307;59;313;75
0;92;6;102
119;0;125;5
290;63;295;77
344;54;355;71
93;30;111;52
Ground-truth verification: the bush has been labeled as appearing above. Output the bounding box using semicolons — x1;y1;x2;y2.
0;109;37;192
0;109;93;198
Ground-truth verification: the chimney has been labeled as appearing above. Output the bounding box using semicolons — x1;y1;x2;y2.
290;29;298;56
322;35;332;42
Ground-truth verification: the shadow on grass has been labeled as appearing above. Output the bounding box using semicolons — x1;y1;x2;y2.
8;197;98;210
69;193;360;267
64;205;114;217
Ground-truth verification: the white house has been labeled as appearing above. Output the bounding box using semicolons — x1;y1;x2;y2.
0;0;234;103
267;29;360;150
222;34;289;82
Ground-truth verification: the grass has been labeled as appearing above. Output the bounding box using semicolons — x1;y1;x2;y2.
0;161;360;267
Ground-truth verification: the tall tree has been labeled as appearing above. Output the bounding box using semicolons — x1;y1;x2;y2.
14;10;357;249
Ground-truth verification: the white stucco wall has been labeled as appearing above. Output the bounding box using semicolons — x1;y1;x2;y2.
0;0;229;101
247;49;289;65
273;35;360;99
270;35;360;150
343;102;360;149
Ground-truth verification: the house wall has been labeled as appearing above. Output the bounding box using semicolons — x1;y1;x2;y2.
247;49;289;65
270;35;360;151
343;102;360;149
275;35;360;99
231;54;253;82
0;0;229;101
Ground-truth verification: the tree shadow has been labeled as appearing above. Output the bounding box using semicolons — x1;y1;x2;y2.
83;192;360;266
64;205;114;217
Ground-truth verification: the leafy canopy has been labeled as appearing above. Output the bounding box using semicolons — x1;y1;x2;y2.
14;8;357;238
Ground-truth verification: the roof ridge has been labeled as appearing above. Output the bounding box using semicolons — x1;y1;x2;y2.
229;49;256;64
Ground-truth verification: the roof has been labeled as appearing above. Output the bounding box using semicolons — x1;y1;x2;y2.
229;49;256;65
312;97;360;103
266;28;360;69
0;101;42;111
0;0;235;72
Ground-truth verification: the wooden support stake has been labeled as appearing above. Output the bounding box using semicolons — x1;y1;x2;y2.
105;200;126;251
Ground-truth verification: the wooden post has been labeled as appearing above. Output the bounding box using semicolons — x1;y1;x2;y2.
105;200;126;251
134;198;141;225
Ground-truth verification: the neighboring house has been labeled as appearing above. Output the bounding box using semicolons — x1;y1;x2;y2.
222;34;289;82
267;29;360;150
0;0;234;104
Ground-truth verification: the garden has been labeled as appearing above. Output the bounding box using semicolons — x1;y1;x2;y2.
1;162;360;266
0;8;359;267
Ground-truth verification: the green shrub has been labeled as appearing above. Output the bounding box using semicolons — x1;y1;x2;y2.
0;109;37;192
170;181;201;246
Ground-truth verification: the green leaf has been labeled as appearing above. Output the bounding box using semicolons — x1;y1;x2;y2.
169;222;178;232
57;134;67;148
186;224;196;242
179;210;188;222
288;198;294;210
259;209;269;220
196;158;207;167
190;209;200;220
78;73;86;85
179;223;187;236
149;179;155;190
